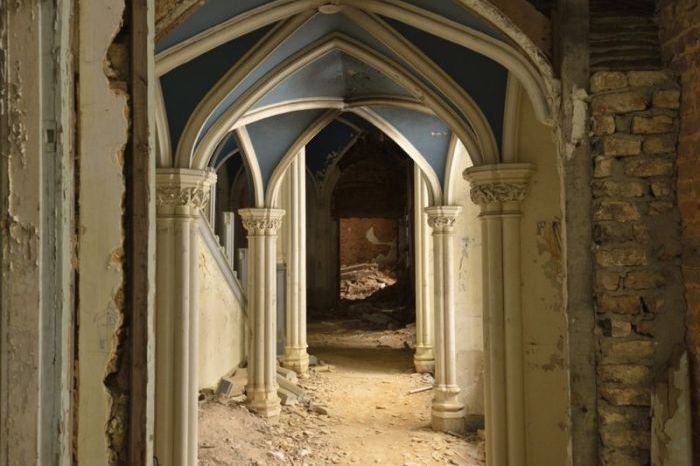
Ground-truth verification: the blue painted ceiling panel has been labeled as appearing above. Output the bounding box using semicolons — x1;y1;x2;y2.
246;109;327;186
371;106;451;181
157;0;272;52
385;18;507;148
253;51;413;110
306;119;359;174
201;13;408;138
211;131;239;168
161;25;273;149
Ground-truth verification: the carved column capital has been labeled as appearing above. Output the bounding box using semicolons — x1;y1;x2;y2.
425;206;462;233
239;208;285;236
156;168;217;216
463;163;535;207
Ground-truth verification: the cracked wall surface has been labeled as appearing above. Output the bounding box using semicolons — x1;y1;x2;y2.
0;2;43;464
658;0;700;460
517;89;568;466
76;0;130;464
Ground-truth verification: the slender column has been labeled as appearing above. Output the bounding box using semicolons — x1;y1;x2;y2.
464;163;534;466
155;168;216;466
239;208;285;417
284;154;310;376
414;166;435;373
222;211;235;269
426;205;465;433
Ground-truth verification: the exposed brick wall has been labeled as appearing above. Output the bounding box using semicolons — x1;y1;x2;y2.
658;0;700;460
339;218;398;267
591;70;685;464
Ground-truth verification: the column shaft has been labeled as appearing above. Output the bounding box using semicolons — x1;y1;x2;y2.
413;167;434;373
284;155;309;376
465;163;533;466
427;206;466;434
155;168;216;466
240;208;285;417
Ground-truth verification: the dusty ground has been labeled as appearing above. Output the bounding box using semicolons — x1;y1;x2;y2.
199;321;484;466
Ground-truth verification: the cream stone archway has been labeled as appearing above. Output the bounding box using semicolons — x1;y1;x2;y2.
154;0;555;122
152;2;566;464
181;35;496;170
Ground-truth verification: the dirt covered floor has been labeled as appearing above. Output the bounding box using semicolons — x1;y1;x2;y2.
199;322;484;466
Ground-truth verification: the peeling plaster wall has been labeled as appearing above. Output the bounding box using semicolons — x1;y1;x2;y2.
198;234;246;389
517;93;569;465
76;1;130;464
0;2;43;464
451;153;485;422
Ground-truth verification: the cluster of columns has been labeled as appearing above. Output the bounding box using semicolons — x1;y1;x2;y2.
425;205;467;433
155;168;216;466
238;208;285;417
464;163;534;466
153;161;534;465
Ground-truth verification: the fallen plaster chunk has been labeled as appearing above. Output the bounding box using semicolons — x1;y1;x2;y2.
278;387;299;406
277;366;299;383
313;364;335;373
277;374;306;399
310;404;329;415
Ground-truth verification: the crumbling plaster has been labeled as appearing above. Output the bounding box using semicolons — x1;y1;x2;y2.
76;0;131;464
0;2;43;465
517;88;568;466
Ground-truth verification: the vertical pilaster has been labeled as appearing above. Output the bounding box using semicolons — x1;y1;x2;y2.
222;211;236;270
284;154;310;376
426;205;465;433
414;166;435;373
155;168;216;466
464;163;534;466
239;208;285;417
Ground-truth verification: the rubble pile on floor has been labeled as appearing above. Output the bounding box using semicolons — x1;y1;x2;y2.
339;263;398;300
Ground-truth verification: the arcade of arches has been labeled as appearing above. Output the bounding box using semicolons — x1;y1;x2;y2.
1;1;699;465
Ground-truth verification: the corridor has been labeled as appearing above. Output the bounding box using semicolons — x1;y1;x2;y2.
199;322;484;466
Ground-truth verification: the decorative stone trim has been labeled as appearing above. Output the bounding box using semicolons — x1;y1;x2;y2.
425;206;462;233
469;183;528;205
156;168;216;214
463;163;535;206
239;208;285;235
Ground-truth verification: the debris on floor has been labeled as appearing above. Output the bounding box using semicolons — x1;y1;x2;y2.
199;325;484;466
339;263;398;301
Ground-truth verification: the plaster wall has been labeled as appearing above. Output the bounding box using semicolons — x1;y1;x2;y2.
76;1;130;464
517;92;569;466
450;151;485;421
197;234;246;389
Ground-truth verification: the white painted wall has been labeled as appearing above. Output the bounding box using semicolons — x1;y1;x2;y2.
517;93;569;466
449;153;485;422
197;234;247;389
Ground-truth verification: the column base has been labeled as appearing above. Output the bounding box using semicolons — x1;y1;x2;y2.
282;347;310;378
413;346;435;374
247;388;281;418
431;385;466;433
